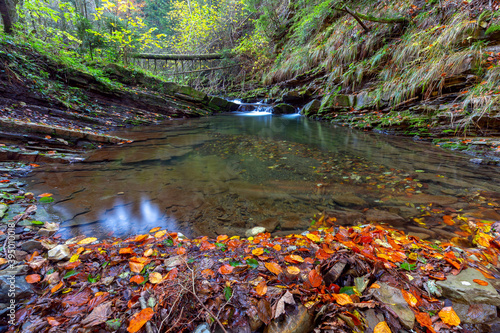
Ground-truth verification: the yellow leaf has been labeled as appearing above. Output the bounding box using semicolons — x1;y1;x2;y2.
149;227;161;233
154;230;167;238
287;266;301;275
265;262;283;275
374;321;392;333
332;293;352;305
144;248;153;257
252;248;264;256
438;306;460;326
69;254;79;263
306;233;320;242
0;258;7;265
149;272;163;284
77;237;97;245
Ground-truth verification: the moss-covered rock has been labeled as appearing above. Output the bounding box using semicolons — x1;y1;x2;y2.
301;99;321;116
273;103;296;114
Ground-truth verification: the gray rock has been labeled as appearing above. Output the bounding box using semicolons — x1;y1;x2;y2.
38;222;59;237
264;304;313;333
272;103;296;114
20;240;44;252
257;218;280;232
371;283;415;329
175;85;207;102
365;209;405;225
364;309;385;333
325;210;365;226
193;323;211;333
354;91;375;110
48;245;70;261
321;94;355;110
0;265;29;276
0;275;34;302
301;100;321;116
452;302;497;324
245;227;266;238
436;269;500;306
332;193;367;207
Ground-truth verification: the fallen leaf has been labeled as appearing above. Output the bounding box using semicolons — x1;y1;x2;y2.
38;193;53;197
274;290;295;318
120;248;134;255
201;269;214;279
306;233;320;242
373;321;392;333
0;258;7;265
51;281;64;293
149;272;163;284
415;311;433;328
216;235;228;242
273;244;281;251
308;269;323;288
473;279;488;286
332;293;352;305
252;248;264;256
25;274;41;284
127;308;154;333
401;289;418;307
143;248;153;257
77;237;97;245
176;247;186;255
82;301;112;327
46;317;61;326
149;227;161;233
284;254;304;263
130;275;144;284
218;264;234;275
265;262;283;275
286;266;300;275
438;306;460;326
154;230;167;238
129;262;144;274
257;298;272;325
256;280;267;296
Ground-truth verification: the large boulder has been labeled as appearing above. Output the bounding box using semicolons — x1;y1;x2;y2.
208;96;239;112
174;85;207;103
436;269;500;306
273;103;296;114
320;94;355;112
301;100;321;116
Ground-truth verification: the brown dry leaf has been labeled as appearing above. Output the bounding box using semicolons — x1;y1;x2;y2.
257;299;272;325
473;279;488;286
252;248;264;256
438;306;460;326
218;264;234;275
332;293;353;305
286;266;300;275
308;269;323;288
373;321;392;333
127;308;154;333
25;274;41;284
81;301;112;327
149;272;163;284
265;262;283;275
129;261;144;274
256;280;267;296
274;291;295;318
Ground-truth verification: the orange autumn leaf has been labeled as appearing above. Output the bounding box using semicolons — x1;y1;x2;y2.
265;262;283;275
154;230;167;238
25;274;41;284
415;311;433;328
127;308;154;333
176;247;186;255
134;234;148;242
201;269;215;279
438;306;460;326
46;317;61;326
252;248;264;256
51;281;64;293
218;264;234;275
373;321;392;333
473;279;489;286
370;283;381;289
306;233;321;243
316;249;332;260
216;235;228;243
149;272;163;284
442;215;455;226
256;280;267;296
331;293;352;305
308;269;323;288
285;254;304;263
401;289;418;307
130;275;144;284
149;227;161;233
144;248;153;257
165;267;178;280
272;244;281;251
200;241;216;251
120;248;134;255
38;193;53;197
129;261;144;274
287;266;301;275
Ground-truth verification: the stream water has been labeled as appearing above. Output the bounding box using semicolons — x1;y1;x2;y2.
24;111;500;240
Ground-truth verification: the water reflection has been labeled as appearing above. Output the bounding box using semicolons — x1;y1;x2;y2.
24;114;500;240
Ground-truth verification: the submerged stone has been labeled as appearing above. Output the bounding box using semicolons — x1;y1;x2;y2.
272;103;296;114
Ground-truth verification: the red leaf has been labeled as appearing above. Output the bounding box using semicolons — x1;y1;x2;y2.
308;269;323;288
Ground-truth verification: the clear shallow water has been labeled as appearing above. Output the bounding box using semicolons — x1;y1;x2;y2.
25;113;500;239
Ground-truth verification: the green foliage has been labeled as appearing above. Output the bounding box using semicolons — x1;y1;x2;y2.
486;24;500;35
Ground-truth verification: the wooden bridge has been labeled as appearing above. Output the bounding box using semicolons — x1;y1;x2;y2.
131;52;237;77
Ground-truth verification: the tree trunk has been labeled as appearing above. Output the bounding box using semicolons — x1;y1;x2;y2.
0;0;13;34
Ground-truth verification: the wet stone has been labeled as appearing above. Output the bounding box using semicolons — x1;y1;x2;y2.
371;283;415;329
264;304;313;333
20;240;44;252
452;302;497;324
332;193;367;207
365;209;405;225
0;275;34;302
